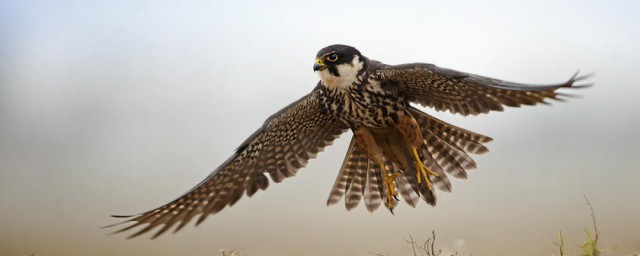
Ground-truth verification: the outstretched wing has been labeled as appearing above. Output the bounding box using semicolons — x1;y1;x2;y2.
377;63;590;116
109;84;348;238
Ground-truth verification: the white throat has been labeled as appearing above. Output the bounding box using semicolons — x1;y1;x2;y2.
317;55;364;90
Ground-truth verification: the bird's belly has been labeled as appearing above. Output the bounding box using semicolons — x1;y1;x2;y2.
369;127;412;167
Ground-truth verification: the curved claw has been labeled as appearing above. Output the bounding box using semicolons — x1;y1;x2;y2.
413;148;437;191
380;163;401;211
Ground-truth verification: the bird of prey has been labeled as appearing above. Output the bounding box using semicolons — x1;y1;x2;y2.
109;44;589;238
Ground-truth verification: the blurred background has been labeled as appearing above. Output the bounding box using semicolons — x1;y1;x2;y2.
1;1;639;255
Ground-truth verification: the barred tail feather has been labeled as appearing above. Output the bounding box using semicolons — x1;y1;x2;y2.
328;107;490;211
345;154;368;210
326;137;357;206
364;160;384;212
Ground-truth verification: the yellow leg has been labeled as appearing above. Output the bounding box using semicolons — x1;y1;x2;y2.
412;148;438;191
380;162;399;210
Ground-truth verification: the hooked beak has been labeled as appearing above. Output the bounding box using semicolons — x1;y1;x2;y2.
313;58;325;71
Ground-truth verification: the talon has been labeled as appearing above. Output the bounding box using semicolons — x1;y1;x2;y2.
380;163;399;210
413;148;437;191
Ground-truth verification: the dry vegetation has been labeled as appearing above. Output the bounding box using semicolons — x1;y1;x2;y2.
219;249;242;256
221;197;618;256
553;197;603;256
369;230;457;256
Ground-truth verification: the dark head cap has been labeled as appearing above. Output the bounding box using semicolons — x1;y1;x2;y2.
313;44;363;72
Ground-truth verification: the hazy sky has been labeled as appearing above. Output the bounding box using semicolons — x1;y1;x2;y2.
1;1;639;256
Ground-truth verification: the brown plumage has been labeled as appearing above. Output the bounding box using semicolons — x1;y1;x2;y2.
109;44;589;238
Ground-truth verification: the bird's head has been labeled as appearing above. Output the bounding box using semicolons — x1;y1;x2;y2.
314;44;366;89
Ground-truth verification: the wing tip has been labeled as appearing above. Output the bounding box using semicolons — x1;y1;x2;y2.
563;71;594;89
110;214;137;219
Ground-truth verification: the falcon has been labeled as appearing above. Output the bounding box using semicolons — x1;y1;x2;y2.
109;44;589;238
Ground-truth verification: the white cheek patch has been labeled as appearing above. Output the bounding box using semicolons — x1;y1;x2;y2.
317;55;364;90
337;55;363;83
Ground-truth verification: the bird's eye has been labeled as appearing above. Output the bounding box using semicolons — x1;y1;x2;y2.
326;53;338;62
